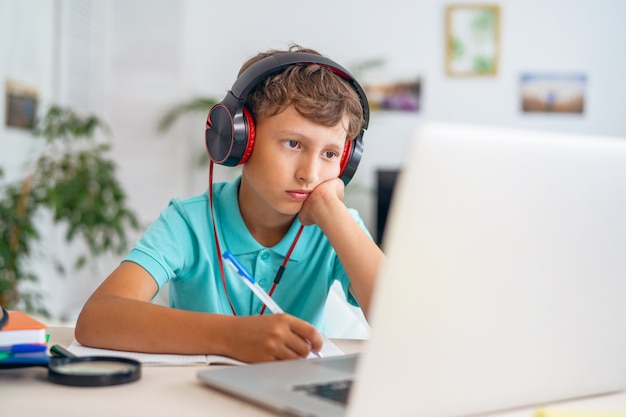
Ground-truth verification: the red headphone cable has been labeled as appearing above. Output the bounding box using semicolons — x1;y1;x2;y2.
209;161;237;315
209;161;304;316
259;224;304;315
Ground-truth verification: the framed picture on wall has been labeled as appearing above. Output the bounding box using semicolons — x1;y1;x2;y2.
445;4;500;77
520;73;586;114
5;80;39;130
364;77;421;112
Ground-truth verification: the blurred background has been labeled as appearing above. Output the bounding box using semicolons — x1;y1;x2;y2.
1;0;624;330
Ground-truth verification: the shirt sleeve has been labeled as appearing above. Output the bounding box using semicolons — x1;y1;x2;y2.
124;199;197;290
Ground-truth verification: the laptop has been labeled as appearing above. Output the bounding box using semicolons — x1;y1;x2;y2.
197;122;626;417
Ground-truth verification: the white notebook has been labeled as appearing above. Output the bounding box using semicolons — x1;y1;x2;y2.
68;335;343;366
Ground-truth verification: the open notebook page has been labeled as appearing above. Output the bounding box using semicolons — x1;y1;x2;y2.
68;335;343;366
68;340;245;366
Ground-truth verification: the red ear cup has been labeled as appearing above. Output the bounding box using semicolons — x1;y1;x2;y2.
205;94;255;166
238;107;255;165
339;140;353;177
339;134;364;185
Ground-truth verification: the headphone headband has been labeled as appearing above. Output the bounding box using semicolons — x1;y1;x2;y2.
231;52;369;130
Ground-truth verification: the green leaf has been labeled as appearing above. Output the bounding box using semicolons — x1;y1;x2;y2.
0;105;140;313
157;97;218;133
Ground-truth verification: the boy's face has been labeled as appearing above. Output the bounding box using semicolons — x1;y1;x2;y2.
240;104;349;219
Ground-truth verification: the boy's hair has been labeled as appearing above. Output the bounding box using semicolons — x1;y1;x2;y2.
239;45;364;140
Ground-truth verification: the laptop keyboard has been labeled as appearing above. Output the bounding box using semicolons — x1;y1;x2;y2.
293;379;353;405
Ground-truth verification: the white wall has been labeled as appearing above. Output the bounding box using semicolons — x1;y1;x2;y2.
0;0;57;182
180;0;626;230
1;0;625;323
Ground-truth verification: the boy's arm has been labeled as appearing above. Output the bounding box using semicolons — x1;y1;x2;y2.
75;261;322;362
298;178;385;317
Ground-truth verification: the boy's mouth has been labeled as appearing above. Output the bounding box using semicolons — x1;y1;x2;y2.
286;190;311;201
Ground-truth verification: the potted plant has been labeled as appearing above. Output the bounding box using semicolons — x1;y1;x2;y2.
0;105;140;315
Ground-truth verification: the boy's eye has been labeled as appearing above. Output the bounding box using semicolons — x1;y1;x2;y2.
323;151;338;159
284;140;299;149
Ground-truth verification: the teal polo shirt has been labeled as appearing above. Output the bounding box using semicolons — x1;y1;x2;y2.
125;177;368;330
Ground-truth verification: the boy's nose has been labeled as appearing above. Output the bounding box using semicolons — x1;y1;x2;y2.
296;155;320;184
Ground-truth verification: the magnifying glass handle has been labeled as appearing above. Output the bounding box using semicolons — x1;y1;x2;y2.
50;344;77;358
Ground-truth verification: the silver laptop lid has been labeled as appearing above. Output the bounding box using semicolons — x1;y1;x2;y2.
348;122;626;417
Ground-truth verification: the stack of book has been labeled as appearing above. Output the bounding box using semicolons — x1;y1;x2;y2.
0;310;49;368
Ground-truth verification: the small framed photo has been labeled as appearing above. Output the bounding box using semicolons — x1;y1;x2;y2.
5;80;39;130
445;4;500;77
520;73;586;114
364;77;421;113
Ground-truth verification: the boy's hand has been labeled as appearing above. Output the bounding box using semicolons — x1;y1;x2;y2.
228;314;323;363
298;178;345;226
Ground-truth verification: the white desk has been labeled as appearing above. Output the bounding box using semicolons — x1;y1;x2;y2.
2;327;625;417
0;327;365;417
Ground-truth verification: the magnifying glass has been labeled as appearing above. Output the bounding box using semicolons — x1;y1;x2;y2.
47;344;141;387
1;343;141;386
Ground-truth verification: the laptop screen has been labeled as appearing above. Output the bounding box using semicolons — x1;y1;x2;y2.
347;122;626;417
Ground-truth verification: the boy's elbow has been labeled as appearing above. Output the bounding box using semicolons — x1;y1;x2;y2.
74;301;100;346
74;309;90;346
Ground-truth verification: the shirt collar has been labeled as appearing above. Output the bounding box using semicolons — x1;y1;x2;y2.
219;176;305;261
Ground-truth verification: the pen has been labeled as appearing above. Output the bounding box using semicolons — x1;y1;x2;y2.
0;343;48;354
222;251;323;358
223;251;284;315
50;344;77;358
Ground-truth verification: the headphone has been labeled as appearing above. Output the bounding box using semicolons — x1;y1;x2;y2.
205;52;370;185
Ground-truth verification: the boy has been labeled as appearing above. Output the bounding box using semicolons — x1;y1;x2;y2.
75;45;384;363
